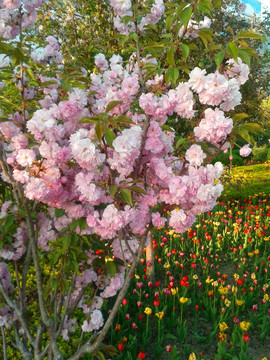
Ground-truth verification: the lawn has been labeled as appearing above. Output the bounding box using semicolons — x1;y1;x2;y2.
222;161;270;201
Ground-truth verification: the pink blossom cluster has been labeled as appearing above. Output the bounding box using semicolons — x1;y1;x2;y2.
70;267;126;334
194;108;233;146
0;202;28;260
0;263;15;327
0;262;14;293
0;0;45;39
0;305;15;327
0;222;27;260
178;16;211;38
61;316;76;341
82;309;104;333
108;126;142;176
139;82;195;124
110;0;164;35
31;36;62;64
1;59;231;242
225;57;250;85
188;67;242;111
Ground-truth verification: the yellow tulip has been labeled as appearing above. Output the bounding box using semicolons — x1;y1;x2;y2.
179;297;188;304
144;307;152;316
155;312;164;319
240;321;250;331
219;322;228;332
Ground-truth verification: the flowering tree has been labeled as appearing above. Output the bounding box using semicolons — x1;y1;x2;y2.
0;0;262;359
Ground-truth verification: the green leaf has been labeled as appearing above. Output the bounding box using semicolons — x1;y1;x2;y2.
26;68;35;81
63;233;71;251
166;47;175;66
106;101;123;113
214;51;225;68
165;67;179;85
71;233;79;243
78;116;99;124
118;35;129;45
40;80;58;87
126;185;146;195
104;129;116;147
236;30;263;40
129;32;138;42
12;48;24;63
180;43;189;60
238;49;250;66
4;215;15;233
164;334;177;340
95;122;103;142
106;262;117;277
239;123;262;133
95;351;106;360
114;115;133;124
55;208;65;218
232;113;249;122
161;124;174;132
227;42;238;61
102;345;118;357
198;0;213;15
109;185;118;197
198;32;208;48
120;189;133;206
70;219;79;232
175;138;189;149
180;5;192;28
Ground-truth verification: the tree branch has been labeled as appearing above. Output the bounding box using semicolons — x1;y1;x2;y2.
0;281;35;346
1;327;7;360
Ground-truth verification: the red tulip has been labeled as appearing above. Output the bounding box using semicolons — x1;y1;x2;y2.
118;343;124;351
138;351;146;359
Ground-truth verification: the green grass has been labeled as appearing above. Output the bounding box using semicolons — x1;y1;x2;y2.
221;161;270;200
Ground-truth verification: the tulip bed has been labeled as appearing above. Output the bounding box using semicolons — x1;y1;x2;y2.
107;190;270;360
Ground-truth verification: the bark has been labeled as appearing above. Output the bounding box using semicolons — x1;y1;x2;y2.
145;232;155;282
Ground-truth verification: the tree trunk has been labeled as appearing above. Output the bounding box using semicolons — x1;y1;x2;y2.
145;232;155;282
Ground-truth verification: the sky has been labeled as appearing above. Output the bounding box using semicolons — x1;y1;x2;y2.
242;0;270;16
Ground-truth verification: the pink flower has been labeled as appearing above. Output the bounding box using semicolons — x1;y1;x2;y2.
239;144;252;157
94;53;108;71
169;209;195;234
3;0;20;10
185;144;206;167
151;212;166;227
226;57;250;85
194;108;233;146
188;67;207;93
82;309;104;332
16;149;36;167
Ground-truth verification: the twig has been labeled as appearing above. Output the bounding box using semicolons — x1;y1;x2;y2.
14;327;32;360
1;327;7;360
56;273;76;337
0;280;35;346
